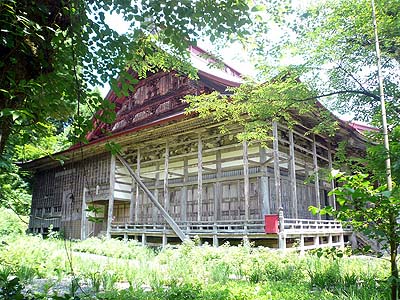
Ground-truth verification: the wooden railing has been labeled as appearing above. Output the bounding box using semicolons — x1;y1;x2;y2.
110;219;265;235
110;218;349;236
283;218;345;234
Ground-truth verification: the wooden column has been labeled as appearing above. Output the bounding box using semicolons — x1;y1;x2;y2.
304;161;310;210
312;135;321;220
181;157;188;221
278;207;286;250
81;187;87;240
288;130;298;218
243;141;250;221
153;162;160;223
327;144;336;210
197;135;203;222
129;179;135;223
272;121;282;210
260;146;270;215
106;154;116;238
214;150;222;222
164;143;169;213
134;148;141;223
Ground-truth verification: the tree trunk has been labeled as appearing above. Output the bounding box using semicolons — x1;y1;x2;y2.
389;213;399;300
0;115;13;157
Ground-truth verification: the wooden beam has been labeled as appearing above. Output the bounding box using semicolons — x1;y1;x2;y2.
243;141;250;221
312;134;321;220
197;135;203;222
116;154;188;241
289;130;298;218
272;121;282;210
248;159;261;166
260;146;270;215
134;148;140;223
106;154;116;238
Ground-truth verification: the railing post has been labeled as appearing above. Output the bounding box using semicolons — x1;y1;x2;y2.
213;223;218;247
299;234;305;255
314;235;320;248
339;233;345;249
162;225;167;248
141;233;146;246
278;207;286;250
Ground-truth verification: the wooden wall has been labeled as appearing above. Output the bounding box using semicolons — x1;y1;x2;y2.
109;121;333;226
29;153;111;238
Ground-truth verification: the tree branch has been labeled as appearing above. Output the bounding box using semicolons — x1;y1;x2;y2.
296;89;380;102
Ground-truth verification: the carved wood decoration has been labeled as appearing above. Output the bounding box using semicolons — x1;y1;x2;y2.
88;72;207;141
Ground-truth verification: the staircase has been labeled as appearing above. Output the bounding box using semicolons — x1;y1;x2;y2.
354;232;385;254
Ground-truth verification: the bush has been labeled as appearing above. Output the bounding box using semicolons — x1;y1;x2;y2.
0;208;27;237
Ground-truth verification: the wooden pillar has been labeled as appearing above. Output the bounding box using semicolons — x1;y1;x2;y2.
243;141;250;221
215;150;222;221
129;179;135;223
288;130;298;218
328;234;333;246
164;143;169;212
314;235;320;247
197;135;203;222
339;233;345;249
272;121;282;210
141;233;146;246
312;135;321;220
134;148;141;223
153;162;160;222
106;154;116;238
213;223;218;247
299;234;305;255
181;157;188;222
278;207;286;250
81;187;87;240
260;146;270;215
162;225;167;248
327;144;336;210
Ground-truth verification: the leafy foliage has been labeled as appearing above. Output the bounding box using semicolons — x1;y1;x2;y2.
185;71;338;143
0;0;254;158
0;208;27;237
0;236;391;299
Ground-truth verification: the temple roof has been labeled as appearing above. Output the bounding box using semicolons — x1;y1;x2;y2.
21;47;371;171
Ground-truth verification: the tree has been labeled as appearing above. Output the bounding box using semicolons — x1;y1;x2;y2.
0;0;254;158
286;3;400;297
321;130;400;299
186;0;400;298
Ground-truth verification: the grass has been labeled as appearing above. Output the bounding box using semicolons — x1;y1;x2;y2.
0;234;391;299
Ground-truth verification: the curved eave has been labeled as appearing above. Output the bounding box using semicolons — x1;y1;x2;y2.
20;111;190;171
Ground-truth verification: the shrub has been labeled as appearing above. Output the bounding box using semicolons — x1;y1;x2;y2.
0;208;27;237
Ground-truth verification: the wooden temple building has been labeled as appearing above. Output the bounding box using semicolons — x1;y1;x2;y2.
24;46;367;250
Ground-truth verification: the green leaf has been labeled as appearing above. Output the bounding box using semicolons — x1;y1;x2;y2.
251;4;266;12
